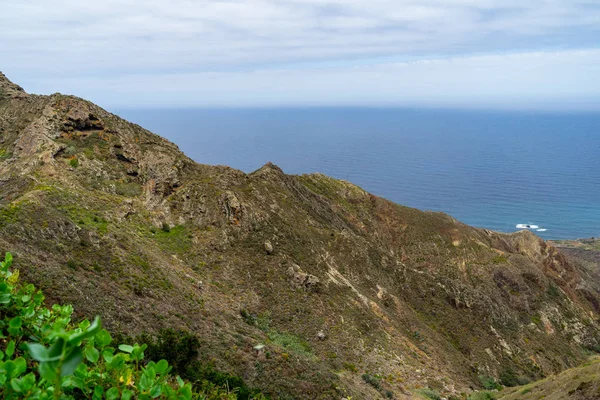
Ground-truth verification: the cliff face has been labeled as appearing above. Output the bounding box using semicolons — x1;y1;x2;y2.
1;72;599;399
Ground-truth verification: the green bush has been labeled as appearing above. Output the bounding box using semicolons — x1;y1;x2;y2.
468;391;498;400
133;329;267;400
362;373;382;390
499;368;531;387
0;252;242;399
416;387;441;400
69;157;79;168
478;375;502;390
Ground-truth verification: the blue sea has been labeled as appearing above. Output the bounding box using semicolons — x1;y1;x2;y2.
117;108;600;240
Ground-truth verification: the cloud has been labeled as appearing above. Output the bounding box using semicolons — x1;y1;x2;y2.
1;0;599;108
22;48;600;110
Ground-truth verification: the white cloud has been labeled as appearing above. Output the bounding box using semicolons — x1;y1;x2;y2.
23;48;600;110
1;0;599;107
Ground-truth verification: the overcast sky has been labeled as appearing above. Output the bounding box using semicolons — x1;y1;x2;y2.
2;0;599;109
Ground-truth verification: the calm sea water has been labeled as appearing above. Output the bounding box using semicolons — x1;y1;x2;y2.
117;108;600;240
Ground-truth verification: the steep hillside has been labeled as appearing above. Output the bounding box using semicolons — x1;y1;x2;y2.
498;357;600;400
1;72;600;399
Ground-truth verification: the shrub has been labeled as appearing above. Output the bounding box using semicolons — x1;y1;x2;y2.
69;157;79;168
138;329;200;373
362;373;382;390
479;375;502;390
134;329;267;400
0;251;240;399
267;331;312;358
417;387;441;400
468;392;498;400
115;182;142;197
499;368;531;387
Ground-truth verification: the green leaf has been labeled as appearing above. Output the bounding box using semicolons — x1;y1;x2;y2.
149;384;163;398
84;346;100;363
121;389;133;400
102;348;114;363
39;361;58;382
109;353;126;370
11;373;37;394
0;292;10;304
27;343;49;361
79;319;91;330
3;360;18;379
5;357;27;379
4;252;13;268
139;373;152;391
48;337;66;359
10;377;23;392
106;387;120;400
62;375;84;390
8;317;22;335
155;359;169;374
131;343;147;362
95;329;112;348
68;316;101;345
6;340;15;358
176;376;185;388
92;386;104;400
144;365;156;381
177;384;192;400
118;344;134;354
61;347;83;376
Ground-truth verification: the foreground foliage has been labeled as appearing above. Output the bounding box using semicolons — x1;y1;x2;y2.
0;252;245;399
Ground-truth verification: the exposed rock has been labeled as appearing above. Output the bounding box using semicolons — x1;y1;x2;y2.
285;263;321;292
222;190;243;224
264;240;274;255
0;71;27;99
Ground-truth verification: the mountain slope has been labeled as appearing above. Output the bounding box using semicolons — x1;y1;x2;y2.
1;72;600;399
498;357;600;400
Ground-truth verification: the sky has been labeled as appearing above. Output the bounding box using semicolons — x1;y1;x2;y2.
1;0;600;109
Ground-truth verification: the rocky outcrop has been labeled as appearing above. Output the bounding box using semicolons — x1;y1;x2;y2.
285;263;321;292
0;72;27;99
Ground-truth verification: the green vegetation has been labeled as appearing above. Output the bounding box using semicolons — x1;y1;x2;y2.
479;375;502;390
416;387;441;399
498;357;600;399
239;309;313;359
468;391;497;400
114;182;142;197
499;368;531;387
0;148;11;161
69;157;79;168
491;255;508;264
0;252;261;399
361;373;382;391
267;331;313;358
133;329;266;400
151;225;192;255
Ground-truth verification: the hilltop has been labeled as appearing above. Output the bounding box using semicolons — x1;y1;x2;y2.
1;72;600;399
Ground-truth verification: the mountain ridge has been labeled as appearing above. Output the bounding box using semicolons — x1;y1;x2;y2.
1;72;600;399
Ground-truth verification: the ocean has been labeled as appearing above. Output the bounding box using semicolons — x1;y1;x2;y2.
116;108;600;240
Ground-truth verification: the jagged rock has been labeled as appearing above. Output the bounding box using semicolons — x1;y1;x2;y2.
285;263;321;292
222;190;243;224
264;240;274;255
